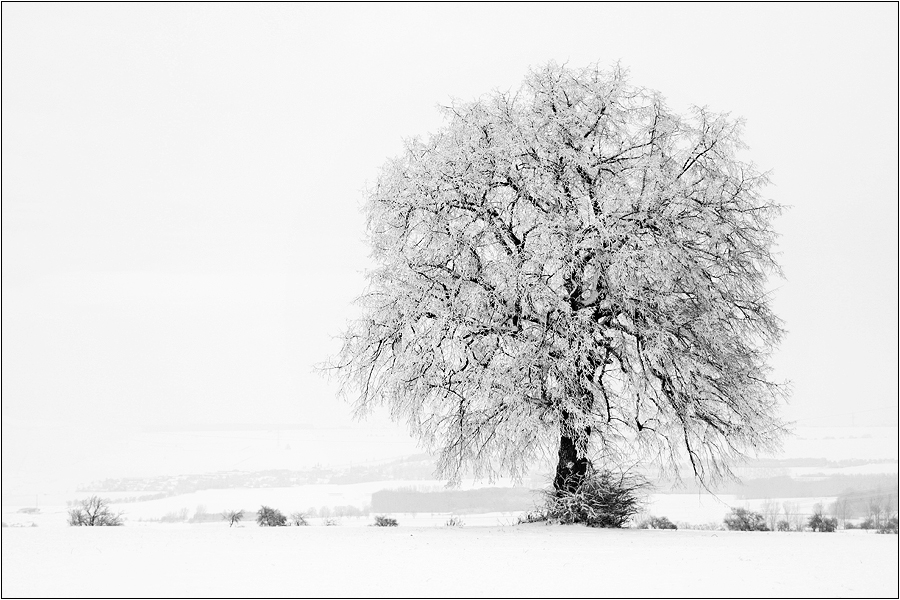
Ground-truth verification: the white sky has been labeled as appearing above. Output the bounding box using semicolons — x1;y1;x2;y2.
2;4;898;496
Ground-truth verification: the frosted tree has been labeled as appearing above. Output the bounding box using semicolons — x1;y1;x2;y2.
330;62;787;493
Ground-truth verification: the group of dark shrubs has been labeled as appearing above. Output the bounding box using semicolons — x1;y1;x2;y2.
724;507;770;531
219;506;398;527
722;507;898;533
845;515;900;534
807;512;839;533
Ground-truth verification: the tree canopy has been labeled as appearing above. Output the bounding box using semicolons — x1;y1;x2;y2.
331;62;788;490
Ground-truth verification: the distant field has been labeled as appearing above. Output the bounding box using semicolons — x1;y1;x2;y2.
3;524;897;597
2;483;891;530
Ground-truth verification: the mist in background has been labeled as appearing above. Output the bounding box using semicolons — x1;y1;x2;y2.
2;4;897;502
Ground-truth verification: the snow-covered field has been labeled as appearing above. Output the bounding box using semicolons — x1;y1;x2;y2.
3;425;895;597
3;524;897;598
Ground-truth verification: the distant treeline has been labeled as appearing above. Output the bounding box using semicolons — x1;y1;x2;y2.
742;458;897;469
371;487;536;514
831;486;898;521
673;473;899;499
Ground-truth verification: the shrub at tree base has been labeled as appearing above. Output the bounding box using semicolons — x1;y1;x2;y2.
256;506;287;527
723;508;768;531
67;496;123;527
373;515;398;527
522;468;647;528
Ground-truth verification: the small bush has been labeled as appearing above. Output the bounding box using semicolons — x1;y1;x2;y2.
808;513;838;532
256;506;287;527
290;512;309;526
638;515;677;530
445;516;465;527
517;510;546;525
323;517;340;526
723;508;768;531
373;515;398;527
223;510;244;527
878;515;899;535
776;520;791;532
522;467;647;528
68;496;123;527
670;521;723;531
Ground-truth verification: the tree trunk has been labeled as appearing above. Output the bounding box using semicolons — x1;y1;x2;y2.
553;433;590;494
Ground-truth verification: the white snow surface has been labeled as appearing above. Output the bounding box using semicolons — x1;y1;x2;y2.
2;524;897;598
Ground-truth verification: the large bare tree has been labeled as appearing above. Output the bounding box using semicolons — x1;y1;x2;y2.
331;62;787;493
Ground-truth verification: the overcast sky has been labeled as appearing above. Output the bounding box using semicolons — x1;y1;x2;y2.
2;4;897;497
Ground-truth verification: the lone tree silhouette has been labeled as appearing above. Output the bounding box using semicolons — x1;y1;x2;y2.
331;62;787;493
67;496;123;526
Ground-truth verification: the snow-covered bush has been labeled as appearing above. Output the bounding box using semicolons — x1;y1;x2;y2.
523;467;647;528
638;516;677;530
289;512;309;526
256;506;287;527
445;516;465;527
877;515;898;534
373;515;398;527
222;510;244;527
808;512;838;532
723;508;768;531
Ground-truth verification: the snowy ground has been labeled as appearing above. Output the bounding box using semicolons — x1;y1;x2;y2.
3;523;897;598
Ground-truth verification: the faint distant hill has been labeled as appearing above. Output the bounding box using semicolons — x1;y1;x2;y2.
76;448;898;509
77;453;440;500
668;472;898;499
